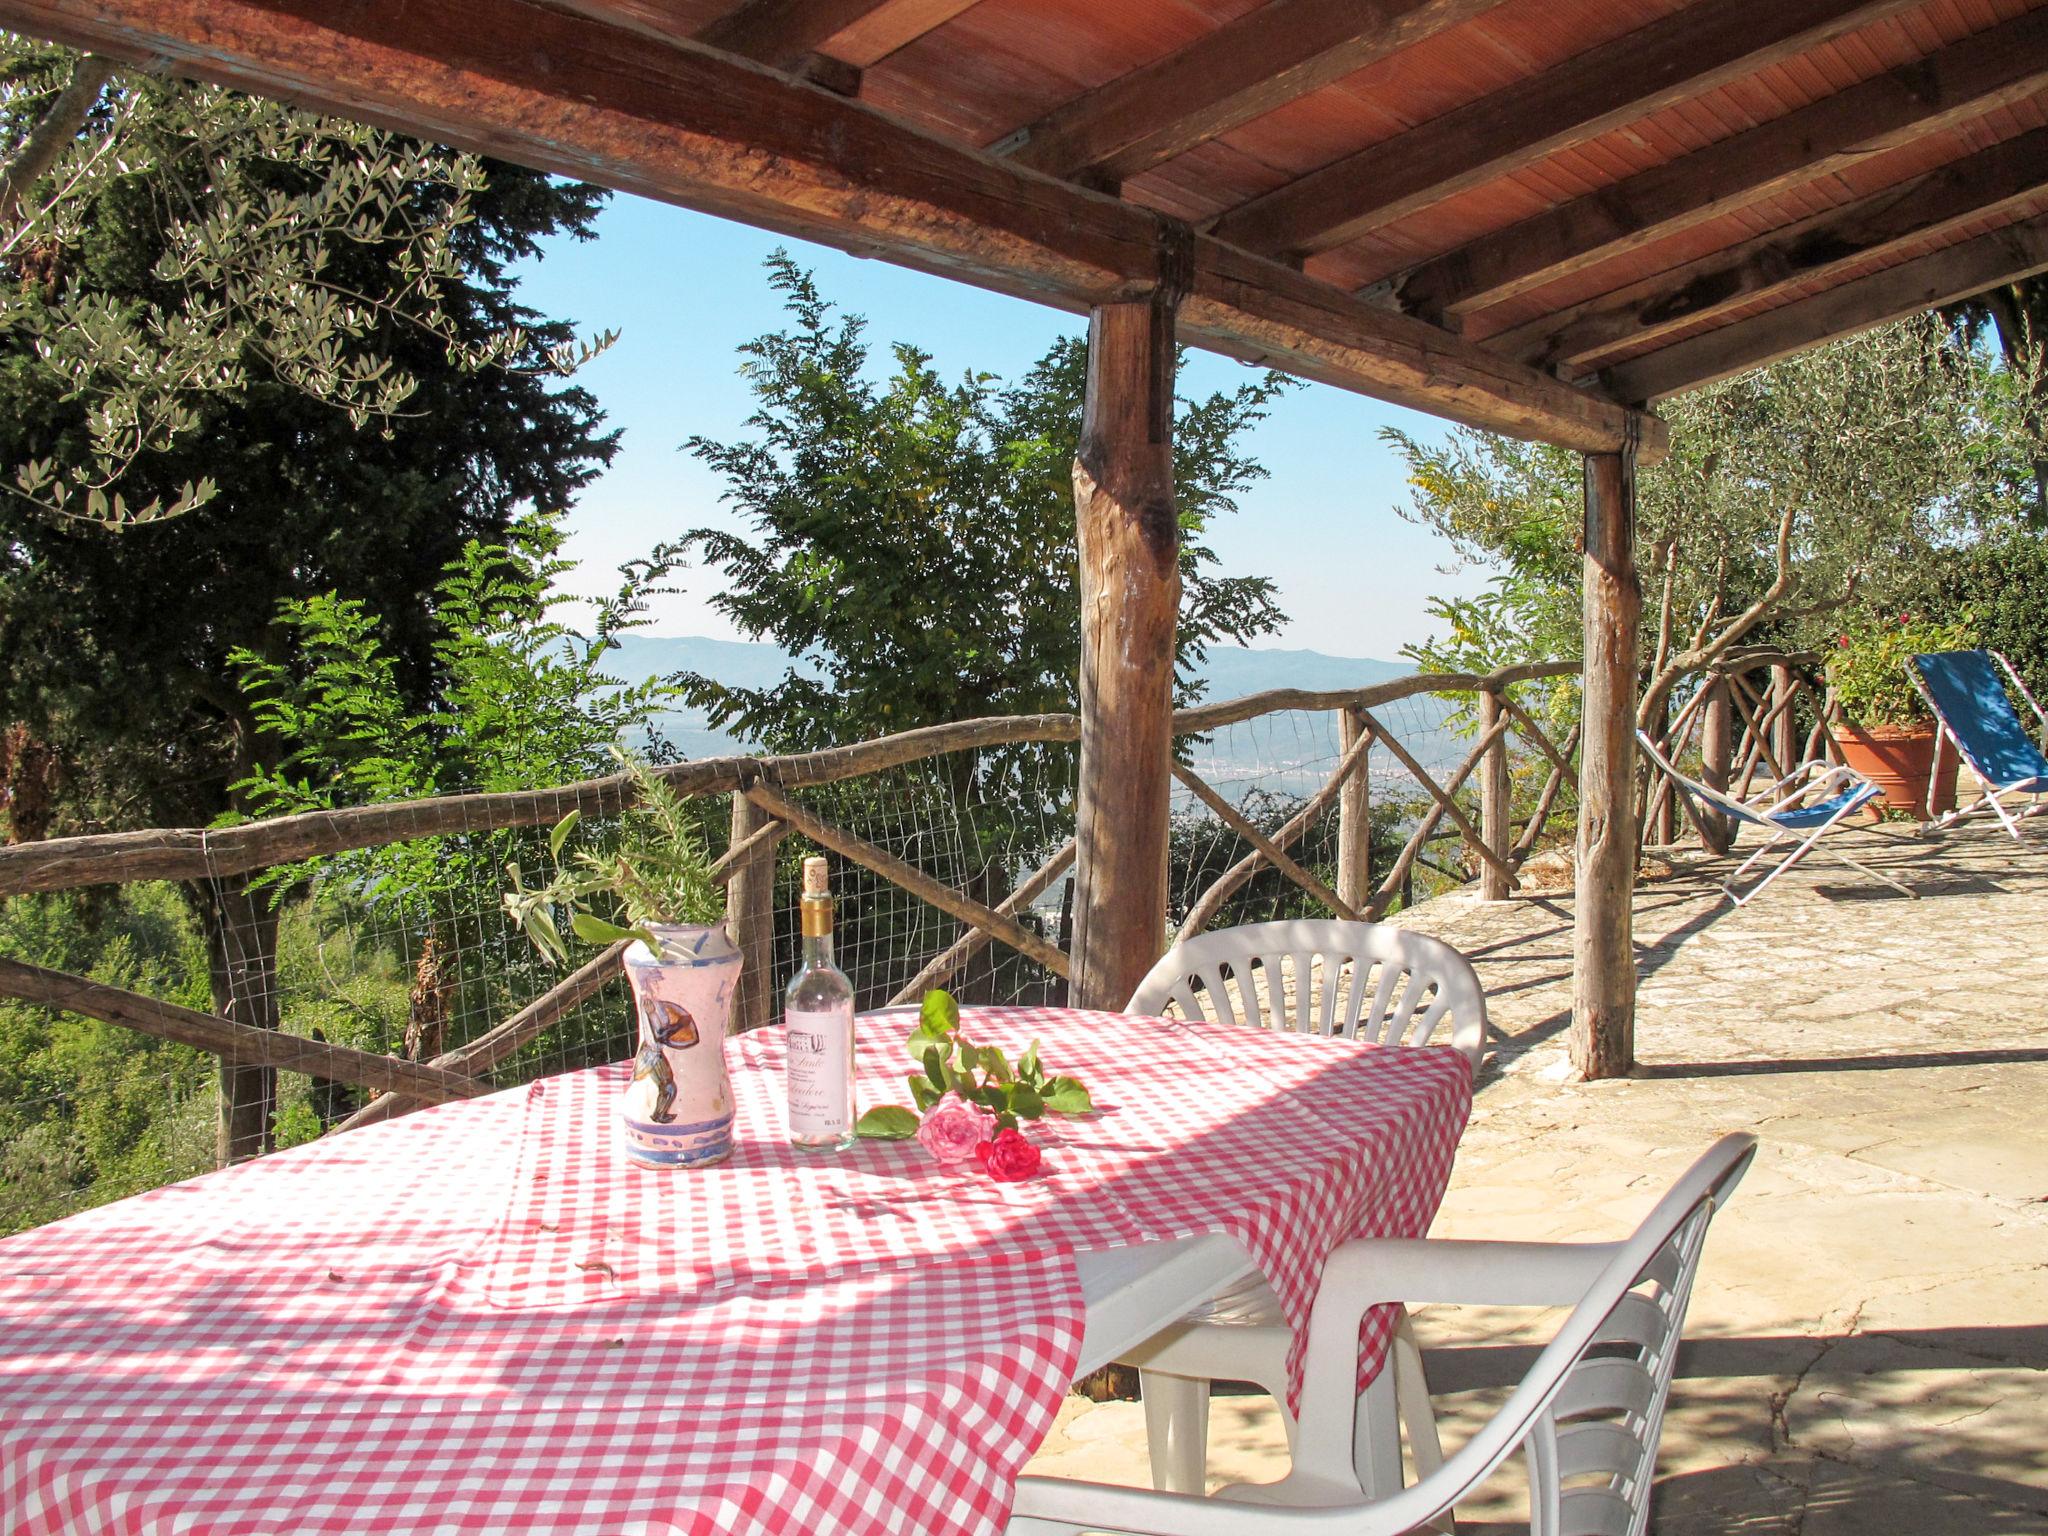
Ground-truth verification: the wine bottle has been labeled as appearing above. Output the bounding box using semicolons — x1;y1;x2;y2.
784;855;856;1150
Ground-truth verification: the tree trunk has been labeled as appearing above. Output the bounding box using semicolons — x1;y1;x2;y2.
1069;297;1179;1011
1573;448;1641;1080
197;871;283;1164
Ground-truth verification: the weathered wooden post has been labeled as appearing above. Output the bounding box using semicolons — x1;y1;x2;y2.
1478;689;1511;900
1770;661;1798;773
200;873;282;1165
1335;706;1372;912
1698;673;1735;854
726;790;778;1031
1647;694;1676;846
1573;446;1641;1080
1069;297;1179;1011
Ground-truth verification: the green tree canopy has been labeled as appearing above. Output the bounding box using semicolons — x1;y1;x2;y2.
1393;317;2009;725
680;253;1287;757
0;45;619;1161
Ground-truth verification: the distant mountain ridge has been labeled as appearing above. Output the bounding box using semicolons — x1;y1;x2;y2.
607;634;1413;713
607;633;1450;791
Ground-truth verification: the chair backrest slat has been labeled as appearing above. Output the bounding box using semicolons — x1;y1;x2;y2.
1125;919;1486;1075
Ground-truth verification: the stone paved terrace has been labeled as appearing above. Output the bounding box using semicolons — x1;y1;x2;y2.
1024;815;2048;1533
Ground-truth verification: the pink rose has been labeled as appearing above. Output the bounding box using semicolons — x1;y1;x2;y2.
975;1127;1044;1183
916;1092;994;1167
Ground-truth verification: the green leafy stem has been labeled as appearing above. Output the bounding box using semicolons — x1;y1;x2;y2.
854;989;1092;1139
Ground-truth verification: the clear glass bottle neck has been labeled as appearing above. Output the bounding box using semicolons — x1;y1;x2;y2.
801;931;835;970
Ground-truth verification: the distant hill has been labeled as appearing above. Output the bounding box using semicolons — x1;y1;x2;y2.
609;633;1460;794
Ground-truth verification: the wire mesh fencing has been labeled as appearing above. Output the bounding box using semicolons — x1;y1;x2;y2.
0;669;1586;1233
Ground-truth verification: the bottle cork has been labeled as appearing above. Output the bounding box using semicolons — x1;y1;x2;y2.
802;855;830;898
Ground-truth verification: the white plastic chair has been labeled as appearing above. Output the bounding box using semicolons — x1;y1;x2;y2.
1121;921;1487;1500
1010;1133;1757;1536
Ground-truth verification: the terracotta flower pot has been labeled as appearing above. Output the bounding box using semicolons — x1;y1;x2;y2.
1830;721;1958;818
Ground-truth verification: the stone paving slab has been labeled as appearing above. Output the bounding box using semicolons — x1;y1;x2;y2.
1023;817;2048;1532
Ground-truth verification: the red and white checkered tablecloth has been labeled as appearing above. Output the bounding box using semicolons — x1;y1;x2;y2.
0;1006;1469;1536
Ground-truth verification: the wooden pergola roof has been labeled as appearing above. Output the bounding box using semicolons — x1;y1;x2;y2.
12;0;2048;465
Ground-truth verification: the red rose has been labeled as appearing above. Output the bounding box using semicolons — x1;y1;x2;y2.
975;1127;1043;1182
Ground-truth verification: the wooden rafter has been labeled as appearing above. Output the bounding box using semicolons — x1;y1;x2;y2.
0;0;1661;459
808;0;979;68
1397;7;2048;320
1209;0;1918;262
1001;0;1507;184
694;0;900;67
1602;209;2048;402
1489;126;2048;372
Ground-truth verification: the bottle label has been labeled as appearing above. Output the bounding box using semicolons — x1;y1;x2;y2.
785;1003;855;1135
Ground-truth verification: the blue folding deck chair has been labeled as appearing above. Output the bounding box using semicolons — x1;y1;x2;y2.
1635;730;1909;905
1907;649;2048;839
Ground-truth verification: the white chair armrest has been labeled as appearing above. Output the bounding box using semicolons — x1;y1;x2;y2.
1009;1474;1315;1536
1316;1237;1626;1310
1288;1238;1621;1493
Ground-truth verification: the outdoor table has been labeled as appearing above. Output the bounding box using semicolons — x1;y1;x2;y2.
0;1004;1471;1536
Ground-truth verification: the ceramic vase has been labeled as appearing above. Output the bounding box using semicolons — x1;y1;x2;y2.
618;922;741;1169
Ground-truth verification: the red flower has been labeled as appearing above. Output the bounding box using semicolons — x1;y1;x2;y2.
975;1127;1044;1182
1837;636;1851;648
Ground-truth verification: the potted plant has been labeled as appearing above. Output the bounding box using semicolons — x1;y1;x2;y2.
504;751;739;1168
1825;610;1974;817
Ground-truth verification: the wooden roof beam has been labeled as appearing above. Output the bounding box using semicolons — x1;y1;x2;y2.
1209;0;1920;262
1000;0;1509;184
1489;125;2048;373
1600;209;2048;403
1398;6;2048;321
0;0;1664;461
694;0;904;68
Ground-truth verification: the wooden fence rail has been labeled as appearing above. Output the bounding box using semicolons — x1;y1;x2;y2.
0;651;1813;1146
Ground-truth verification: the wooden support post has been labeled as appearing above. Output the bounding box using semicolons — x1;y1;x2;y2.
1698;675;1736;854
727;790;779;1033
1770;662;1798;772
1070;297;1179;1011
1336;705;1372;912
1573;447;1641;1080
1479;689;1511;901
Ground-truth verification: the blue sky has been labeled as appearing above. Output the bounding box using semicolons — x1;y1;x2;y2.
508;193;1490;660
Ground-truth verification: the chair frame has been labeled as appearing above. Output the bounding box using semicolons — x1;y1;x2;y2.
1635;730;1909;905
1906;648;2048;839
1121;920;1486;1505
1009;1135;1758;1536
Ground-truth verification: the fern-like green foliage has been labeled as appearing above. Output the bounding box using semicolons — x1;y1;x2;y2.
503;750;723;965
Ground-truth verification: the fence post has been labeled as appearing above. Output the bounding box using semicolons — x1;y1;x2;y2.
1699;674;1735;854
1336;705;1372;911
727;790;778;1032
1648;693;1675;846
1770;662;1797;771
1478;689;1511;900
